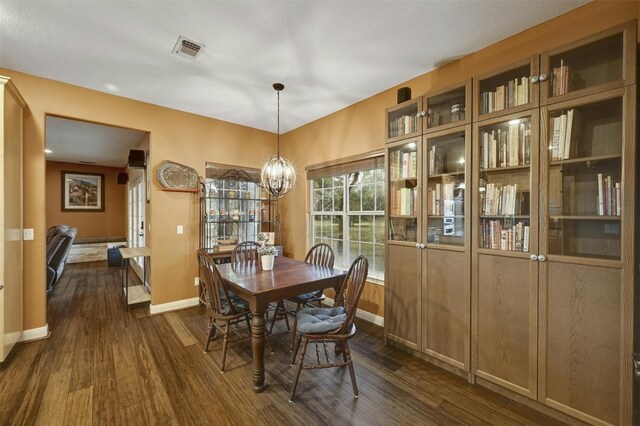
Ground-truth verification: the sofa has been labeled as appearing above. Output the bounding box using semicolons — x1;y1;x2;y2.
46;225;77;291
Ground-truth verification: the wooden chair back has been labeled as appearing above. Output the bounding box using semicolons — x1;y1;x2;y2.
304;243;335;268
231;241;260;263
333;255;368;334
197;250;237;318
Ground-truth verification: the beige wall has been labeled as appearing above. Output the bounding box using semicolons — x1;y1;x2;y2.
0;69;275;330
45;161;126;239
279;1;640;318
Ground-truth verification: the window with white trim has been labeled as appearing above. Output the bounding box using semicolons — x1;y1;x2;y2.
309;158;385;281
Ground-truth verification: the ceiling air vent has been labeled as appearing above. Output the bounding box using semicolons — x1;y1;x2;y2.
173;36;206;61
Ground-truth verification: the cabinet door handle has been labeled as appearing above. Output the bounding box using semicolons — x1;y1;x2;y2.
416;243;420;249
530;254;538;261
0;284;4;291
530;75;539;84
539;73;548;82
538;254;547;262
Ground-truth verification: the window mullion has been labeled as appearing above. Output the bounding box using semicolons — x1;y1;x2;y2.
342;177;349;268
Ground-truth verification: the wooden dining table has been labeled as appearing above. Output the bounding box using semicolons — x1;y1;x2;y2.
216;256;347;392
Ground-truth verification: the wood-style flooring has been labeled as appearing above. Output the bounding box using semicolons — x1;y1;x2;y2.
0;261;573;425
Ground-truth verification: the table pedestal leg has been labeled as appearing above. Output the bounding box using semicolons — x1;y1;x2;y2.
251;311;266;392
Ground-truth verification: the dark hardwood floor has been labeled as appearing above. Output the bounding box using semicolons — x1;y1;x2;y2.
0;261;573;425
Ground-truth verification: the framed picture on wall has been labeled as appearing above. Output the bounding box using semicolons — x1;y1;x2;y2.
61;171;105;212
145;153;151;203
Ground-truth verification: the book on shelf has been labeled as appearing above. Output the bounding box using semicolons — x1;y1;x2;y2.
389;114;418;138
495;85;505;111
552;60;572;97
480;219;529;252
550;109;579;161
480;121;531;169
390;149;417;179
481;76;529;114
427;181;456;216
481;183;519;216
397;187;416;216
429;145;443;175
597;173;621;216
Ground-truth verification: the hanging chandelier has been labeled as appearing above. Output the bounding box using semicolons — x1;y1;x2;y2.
261;83;296;198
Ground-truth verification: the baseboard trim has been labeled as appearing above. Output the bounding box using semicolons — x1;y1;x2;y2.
18;323;50;342
324;297;384;327
149;297;200;315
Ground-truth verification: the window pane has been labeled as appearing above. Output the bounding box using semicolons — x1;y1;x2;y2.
321;177;332;189
333;175;344;188
349;216;359;241
333;240;345;270
332;216;343;239
375;183;385;211
360;215;374;242
321;215;332;237
313;190;322;212
362;170;375;184
348;184;361;212
349;242;360;264
374;216;385;243
348;172;361;187
374;244;385;275
362;184;375;211
334;187;344;211
375;168;385;182
322;189;333;211
361;243;374;266
313;179;321;190
313;216;322;238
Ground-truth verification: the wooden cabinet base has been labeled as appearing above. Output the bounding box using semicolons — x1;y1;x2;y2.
386;339;469;381
474;377;586;425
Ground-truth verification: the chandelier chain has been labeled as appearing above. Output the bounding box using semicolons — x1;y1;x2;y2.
276;89;280;158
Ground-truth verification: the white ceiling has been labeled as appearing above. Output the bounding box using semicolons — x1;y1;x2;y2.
45;116;146;167
1;1;587;135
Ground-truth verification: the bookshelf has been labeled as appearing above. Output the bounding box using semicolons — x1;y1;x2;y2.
472;22;635;425
385;21;635;426
385;135;422;351
422;124;471;373
385;80;472;374
199;165;279;262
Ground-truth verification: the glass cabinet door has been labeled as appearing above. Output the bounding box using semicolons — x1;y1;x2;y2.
386;98;422;143
474;57;539;122
544;91;624;260
541;21;635;105
425;127;469;247
476;115;534;252
387;137;420;243
424;81;471;133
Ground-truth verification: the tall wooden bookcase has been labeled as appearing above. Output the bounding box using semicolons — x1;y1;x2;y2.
385;21;636;425
385;81;472;374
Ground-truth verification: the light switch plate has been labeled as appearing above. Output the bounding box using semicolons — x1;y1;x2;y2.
177;225;184;234
23;228;34;240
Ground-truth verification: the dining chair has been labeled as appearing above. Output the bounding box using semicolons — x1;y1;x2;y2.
231;241;260;263
270;243;335;337
286;243;335;350
197;250;272;373
289;255;368;402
